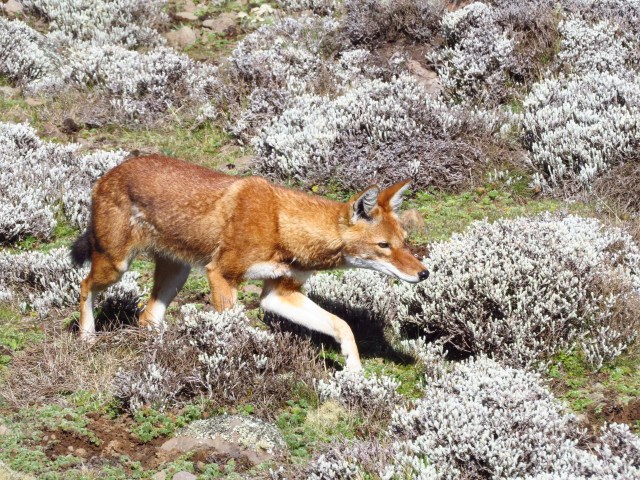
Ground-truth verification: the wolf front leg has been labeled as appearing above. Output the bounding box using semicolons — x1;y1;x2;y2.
260;278;362;371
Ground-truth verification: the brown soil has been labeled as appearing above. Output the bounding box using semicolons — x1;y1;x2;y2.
40;414;167;470
598;397;640;427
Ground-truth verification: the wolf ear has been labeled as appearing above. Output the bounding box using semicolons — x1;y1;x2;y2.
378;179;411;212
349;185;380;223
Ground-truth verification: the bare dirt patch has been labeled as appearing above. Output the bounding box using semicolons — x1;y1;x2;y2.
40;414;166;470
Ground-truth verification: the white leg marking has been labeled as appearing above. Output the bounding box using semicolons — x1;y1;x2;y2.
261;290;362;371
80;290;96;340
145;264;191;330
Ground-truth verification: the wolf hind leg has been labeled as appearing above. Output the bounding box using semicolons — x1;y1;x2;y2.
140;255;191;329
79;251;127;340
260;279;362;371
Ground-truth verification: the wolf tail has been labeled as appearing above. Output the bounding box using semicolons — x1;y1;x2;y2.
70;228;93;267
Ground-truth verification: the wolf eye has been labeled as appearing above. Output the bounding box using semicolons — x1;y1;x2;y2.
377;242;390;248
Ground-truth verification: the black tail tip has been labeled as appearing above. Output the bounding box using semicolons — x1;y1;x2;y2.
70;229;92;267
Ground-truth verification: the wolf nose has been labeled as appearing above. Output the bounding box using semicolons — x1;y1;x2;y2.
418;270;429;281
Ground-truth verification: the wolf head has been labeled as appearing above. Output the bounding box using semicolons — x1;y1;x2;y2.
342;180;428;283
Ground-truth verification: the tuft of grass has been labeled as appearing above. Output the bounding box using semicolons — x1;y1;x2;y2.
406;184;595;244
130;403;205;443
276;397;362;460
78;121;246;169
0;304;42;368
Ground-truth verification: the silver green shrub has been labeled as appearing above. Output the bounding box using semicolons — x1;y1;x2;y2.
276;0;340;15
434;2;515;104
0;19;63;93
385;356;640;479
67;46;219;122
523;16;640;189
564;0;640;37
20;0;167;48
115;305;318;412
0;122;127;242
343;0;444;44
397;215;640;369
254;74;501;190
317;370;401;417
0;247;141;317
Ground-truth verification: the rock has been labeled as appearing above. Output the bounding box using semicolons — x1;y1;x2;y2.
172;473;197;480
74;447;87;457
181;0;197;13
3;0;23;16
165;27;197;48
407;60;442;95
175;11;198;22
241;283;262;296
0;424;10;435
161;415;287;466
0;86;19;99
202;13;237;34
151;471;167;480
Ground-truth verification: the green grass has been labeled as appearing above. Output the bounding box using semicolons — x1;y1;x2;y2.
276;398;361;460
0;304;42;367
78;121;246;170
131;404;205;443
406;182;595;244
549;350;640;431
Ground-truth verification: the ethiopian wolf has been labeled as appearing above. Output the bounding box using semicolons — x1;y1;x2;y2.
70;155;428;370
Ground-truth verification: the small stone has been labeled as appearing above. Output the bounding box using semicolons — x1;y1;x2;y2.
61;117;81;134
151;471;167;480
175;11;198;22
241;284;262;296
0;425;10;435
202;13;237;34
172;472;197;480
407;60;441;95
181;0;197;13
67;445;74;452
165;27;197;48
74;447;87;457
3;0;23;16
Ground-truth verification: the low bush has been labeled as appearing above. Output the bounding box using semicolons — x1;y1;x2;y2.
67;46;219;123
254;74;509;190
20;0;167;48
0;248;142;318
114;305;323;415
0;19;62;93
342;0;444;45
387;356;640;479
0;122;127;242
317;370;401;420
398;214;640;369
523;15;640;190
434;2;516;105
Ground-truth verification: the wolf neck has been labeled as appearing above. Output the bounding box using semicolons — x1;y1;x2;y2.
274;189;349;271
